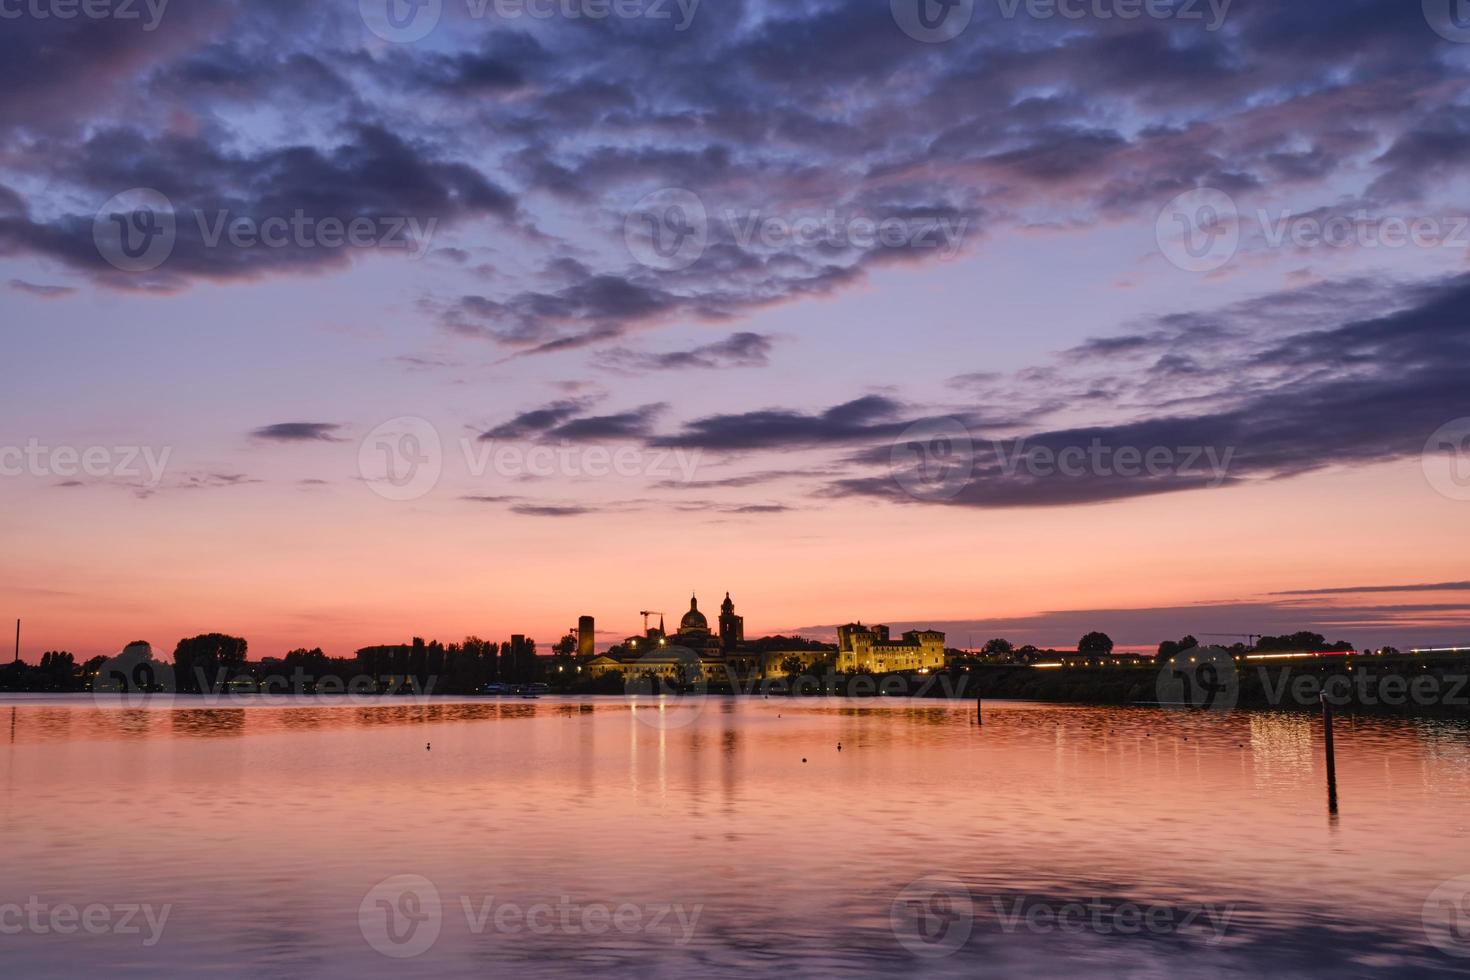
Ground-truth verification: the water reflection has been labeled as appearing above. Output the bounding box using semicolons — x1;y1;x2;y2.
1;695;1467;978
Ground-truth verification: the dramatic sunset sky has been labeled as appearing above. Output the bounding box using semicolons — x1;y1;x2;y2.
2;0;1469;657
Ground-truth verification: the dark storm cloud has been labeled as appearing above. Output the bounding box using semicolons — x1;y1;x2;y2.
250;423;345;443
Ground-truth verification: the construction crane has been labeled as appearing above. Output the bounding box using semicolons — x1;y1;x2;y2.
1200;632;1262;647
638;611;665;632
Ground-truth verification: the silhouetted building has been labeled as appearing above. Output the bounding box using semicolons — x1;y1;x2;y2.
577;616;595;658
719;592;744;651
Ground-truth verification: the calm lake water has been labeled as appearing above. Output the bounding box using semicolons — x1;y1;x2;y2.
2;695;1468;978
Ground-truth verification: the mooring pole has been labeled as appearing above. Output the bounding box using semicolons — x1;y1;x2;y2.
976;695;983;726
1321;693;1338;814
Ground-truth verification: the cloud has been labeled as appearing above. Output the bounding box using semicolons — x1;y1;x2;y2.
1;123;517;290
8;279;76;297
508;504;595;518
547;403;667;441
1271;582;1470;596
481;398;598;440
650;395;908;451
603;332;775;371
251;422;346;443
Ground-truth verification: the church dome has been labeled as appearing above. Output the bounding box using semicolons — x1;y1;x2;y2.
679;595;709;634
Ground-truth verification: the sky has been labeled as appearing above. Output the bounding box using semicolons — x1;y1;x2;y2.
2;0;1470;658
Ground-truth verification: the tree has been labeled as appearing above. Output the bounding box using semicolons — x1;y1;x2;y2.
780;655;807;679
173;634;248;694
981;638;1014;658
1156;634;1199;663
1078;632;1114;656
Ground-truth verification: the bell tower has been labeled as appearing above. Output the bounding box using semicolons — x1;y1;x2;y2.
719;592;744;651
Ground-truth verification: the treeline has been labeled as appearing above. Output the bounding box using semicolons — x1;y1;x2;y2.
0;633;547;695
958;630;1363;664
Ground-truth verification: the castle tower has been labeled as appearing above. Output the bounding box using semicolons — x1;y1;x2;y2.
719;592;744;651
577;616;595;658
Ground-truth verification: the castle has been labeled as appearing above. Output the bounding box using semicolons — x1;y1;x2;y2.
582;594;945;682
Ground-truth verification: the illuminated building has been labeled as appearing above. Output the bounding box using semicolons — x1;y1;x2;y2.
835;623;946;674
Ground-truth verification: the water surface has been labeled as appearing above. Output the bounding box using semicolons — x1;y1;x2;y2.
2;695;1468;977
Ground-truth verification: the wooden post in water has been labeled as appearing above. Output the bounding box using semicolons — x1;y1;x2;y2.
1321;693;1338;814
976;695;983;726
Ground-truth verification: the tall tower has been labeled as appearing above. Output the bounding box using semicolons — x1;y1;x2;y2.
577;616;595;658
719;592;744;651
